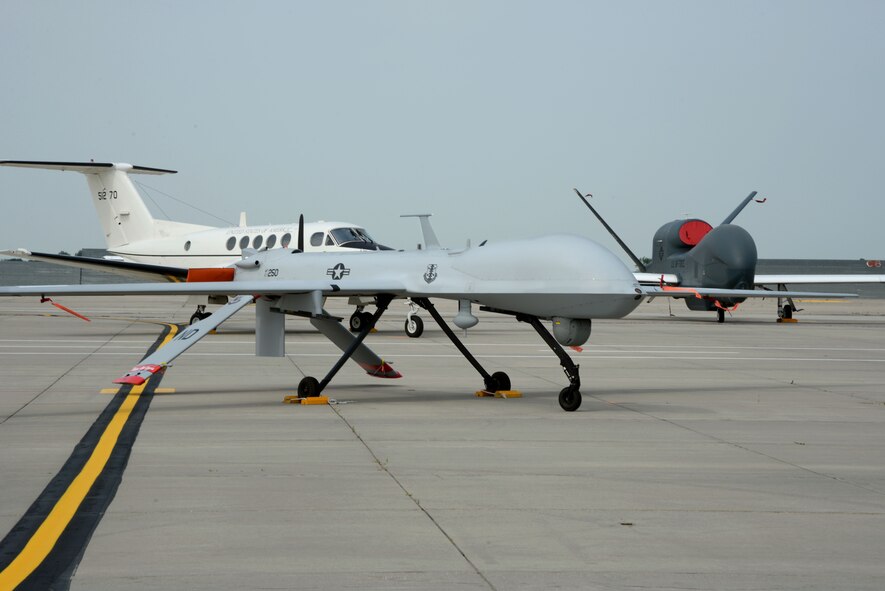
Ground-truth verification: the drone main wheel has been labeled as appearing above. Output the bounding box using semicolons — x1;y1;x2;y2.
558;386;582;412
404;316;424;338
487;371;511;392
298;376;321;398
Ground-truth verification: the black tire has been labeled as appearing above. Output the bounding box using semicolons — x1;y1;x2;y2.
782;304;793;319
559;387;582;412
487;371;511;392
405;316;424;338
717;309;725;323
298;376;321;398
189;311;211;325
350;311;374;332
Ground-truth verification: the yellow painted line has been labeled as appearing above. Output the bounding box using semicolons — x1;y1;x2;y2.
0;324;178;589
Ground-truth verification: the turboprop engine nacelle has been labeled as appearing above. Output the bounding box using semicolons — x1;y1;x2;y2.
552;317;591;347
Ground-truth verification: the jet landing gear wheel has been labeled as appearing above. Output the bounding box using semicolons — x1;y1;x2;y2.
349;311;374;332
189;306;212;325
404;316;424;338
297;376;321;398
485;371;511;392
559;386;582;412
717;309;726;323
781;304;793;320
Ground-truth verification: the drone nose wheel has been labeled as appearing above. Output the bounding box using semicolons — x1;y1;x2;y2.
558;387;582;412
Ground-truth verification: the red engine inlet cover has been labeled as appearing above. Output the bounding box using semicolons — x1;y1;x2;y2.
679;220;713;246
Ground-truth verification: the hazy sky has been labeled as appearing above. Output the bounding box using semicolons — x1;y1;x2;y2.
1;1;883;261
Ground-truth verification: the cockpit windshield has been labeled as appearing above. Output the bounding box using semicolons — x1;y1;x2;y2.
330;227;375;245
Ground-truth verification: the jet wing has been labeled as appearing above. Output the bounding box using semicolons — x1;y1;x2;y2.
0;279;408;298
755;274;885;286
1;248;188;282
642;286;858;299
115;295;255;385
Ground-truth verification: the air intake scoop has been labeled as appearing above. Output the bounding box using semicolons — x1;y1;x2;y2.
678;220;713;246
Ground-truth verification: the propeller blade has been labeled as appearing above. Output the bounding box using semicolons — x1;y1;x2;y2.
297;214;304;253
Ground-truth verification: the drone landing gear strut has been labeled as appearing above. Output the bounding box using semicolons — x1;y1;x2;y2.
776;284;800;323
298;295;394;397
412;298;511;393
515;314;583;411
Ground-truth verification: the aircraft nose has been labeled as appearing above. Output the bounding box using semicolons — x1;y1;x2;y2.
691;224;758;288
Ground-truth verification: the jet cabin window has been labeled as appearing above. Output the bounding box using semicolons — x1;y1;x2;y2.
310;232;324;247
280;233;291;248
239;236;250;249
184;240;191;251
253;235;263;249
266;234;276;249
226;237;236;251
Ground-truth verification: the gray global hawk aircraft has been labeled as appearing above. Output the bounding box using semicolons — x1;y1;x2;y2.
575;189;885;322
0;217;854;411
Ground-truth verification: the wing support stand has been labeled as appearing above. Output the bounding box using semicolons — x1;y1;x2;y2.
516;314;583;411
296;294;395;398
412;298;512;394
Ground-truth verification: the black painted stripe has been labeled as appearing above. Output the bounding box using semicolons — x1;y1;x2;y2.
0;324;181;590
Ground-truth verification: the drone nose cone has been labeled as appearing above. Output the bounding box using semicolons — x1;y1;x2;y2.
691;224;757;288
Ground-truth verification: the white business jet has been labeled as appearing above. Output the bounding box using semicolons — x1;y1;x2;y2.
1;160;392;327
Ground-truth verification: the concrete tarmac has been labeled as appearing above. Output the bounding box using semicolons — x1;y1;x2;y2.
1;295;884;590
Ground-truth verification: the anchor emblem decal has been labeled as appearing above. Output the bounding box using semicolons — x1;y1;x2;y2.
423;264;438;284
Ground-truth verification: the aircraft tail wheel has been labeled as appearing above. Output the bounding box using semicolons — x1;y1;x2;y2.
782;304;793;319
558;387;582;412
298;376;321;397
405;316;424;338
717;309;725;323
486;371;511;392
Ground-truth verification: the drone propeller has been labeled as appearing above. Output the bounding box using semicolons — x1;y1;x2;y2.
293;214;304;253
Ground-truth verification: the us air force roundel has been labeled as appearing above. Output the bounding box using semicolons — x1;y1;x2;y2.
327;263;350;280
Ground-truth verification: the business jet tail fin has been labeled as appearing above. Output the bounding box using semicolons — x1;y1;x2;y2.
1;160;209;250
